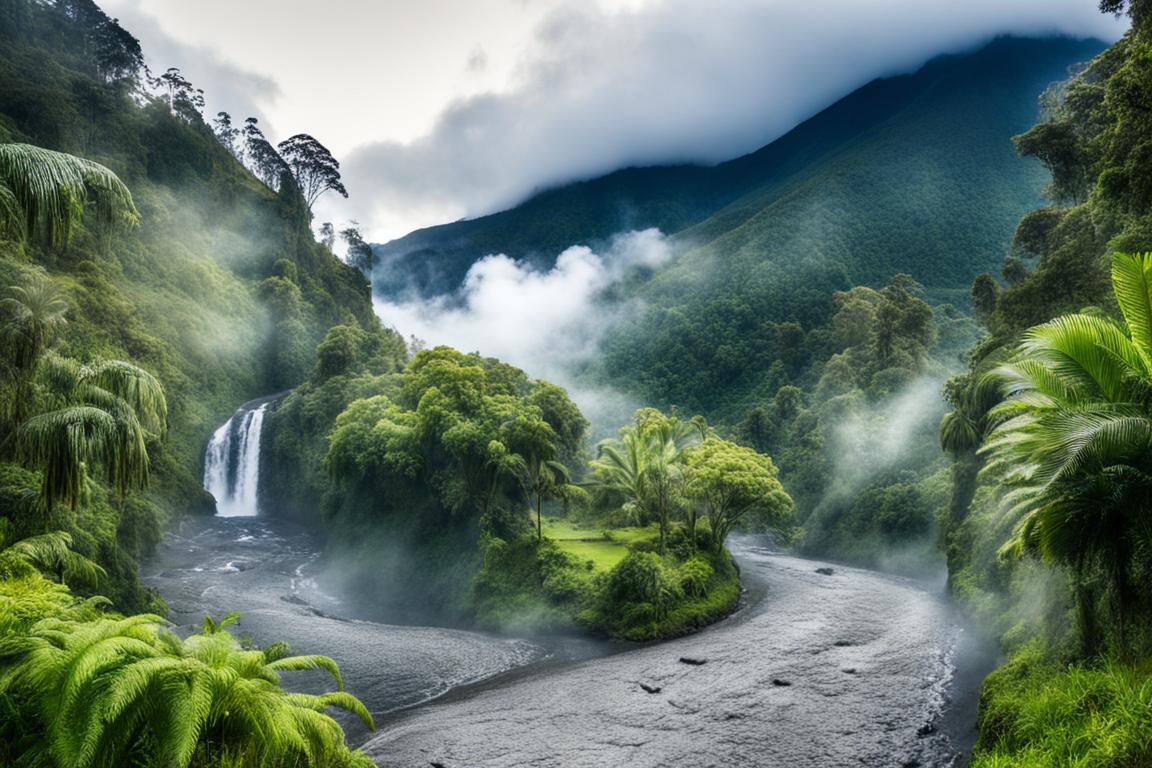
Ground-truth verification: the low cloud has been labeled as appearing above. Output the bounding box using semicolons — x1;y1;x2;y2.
373;228;672;428
345;0;1124;241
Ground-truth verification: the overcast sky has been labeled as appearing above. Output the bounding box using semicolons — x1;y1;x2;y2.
103;0;1125;241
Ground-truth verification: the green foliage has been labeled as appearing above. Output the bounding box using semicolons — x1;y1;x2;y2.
0;610;374;768
0;0;392;609
263;346;587;621
598;548;740;641
684;436;794;550
972;643;1152;767
979;252;1152;657
0;142;138;247
590;409;705;553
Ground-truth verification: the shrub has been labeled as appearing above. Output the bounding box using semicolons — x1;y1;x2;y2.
678;557;713;598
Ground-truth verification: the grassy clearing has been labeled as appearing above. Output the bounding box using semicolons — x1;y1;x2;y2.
541;519;657;571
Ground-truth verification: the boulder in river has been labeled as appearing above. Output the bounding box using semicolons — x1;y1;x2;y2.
679;656;707;666
815;567;835;576
771;679;792;687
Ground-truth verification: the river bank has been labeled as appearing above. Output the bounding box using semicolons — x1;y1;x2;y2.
143;518;993;766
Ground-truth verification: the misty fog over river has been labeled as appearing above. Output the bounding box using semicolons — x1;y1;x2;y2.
143;514;992;767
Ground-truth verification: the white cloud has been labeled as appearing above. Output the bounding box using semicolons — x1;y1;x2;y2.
344;0;1125;240
373;229;672;427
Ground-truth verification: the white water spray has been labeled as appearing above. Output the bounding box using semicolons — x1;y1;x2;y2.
203;401;270;517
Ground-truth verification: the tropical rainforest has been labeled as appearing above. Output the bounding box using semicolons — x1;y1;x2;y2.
0;0;1150;765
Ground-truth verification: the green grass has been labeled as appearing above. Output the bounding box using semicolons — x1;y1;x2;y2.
540;519;657;571
973;643;1152;767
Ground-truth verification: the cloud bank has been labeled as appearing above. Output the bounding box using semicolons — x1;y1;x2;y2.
345;0;1124;241
373;228;672;428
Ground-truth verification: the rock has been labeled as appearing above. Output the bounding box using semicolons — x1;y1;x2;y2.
842;668;857;674
917;723;936;737
815;567;835;576
771;679;792;687
833;640;855;647
679;657;707;666
639;682;662;694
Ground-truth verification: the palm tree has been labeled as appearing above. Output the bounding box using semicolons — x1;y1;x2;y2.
501;415;580;540
981;251;1152;656
0;142;139;247
591;412;705;554
0;276;70;435
0;612;375;768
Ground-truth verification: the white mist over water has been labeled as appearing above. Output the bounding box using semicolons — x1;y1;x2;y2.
203;402;270;517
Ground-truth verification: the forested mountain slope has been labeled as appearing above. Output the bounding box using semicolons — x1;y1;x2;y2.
375;37;1104;419
374;37;1103;304
0;0;403;607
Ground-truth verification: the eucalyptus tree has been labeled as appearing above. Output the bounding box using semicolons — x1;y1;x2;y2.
243;118;292;192
0;613;375;768
982;251;1152;655
278;133;348;210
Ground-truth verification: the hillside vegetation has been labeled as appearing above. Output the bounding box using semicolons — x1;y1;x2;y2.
0;0;401;609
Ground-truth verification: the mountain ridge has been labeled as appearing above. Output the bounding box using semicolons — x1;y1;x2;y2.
373;35;1105;302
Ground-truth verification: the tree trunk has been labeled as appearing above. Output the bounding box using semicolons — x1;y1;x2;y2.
536;493;543;541
944;451;982;593
658;508;666;555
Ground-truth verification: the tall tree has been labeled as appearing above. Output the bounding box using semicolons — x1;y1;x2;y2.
591;410;705;554
151;67;204;123
340;223;373;274
242;118;291;192
278;134;348;210
211;111;242;160
502;414;579;541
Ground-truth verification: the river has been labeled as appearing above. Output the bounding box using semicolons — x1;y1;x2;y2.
143;515;992;767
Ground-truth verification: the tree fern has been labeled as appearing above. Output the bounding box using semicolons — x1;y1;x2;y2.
0;613;375;768
0;143;139;247
0;524;105;588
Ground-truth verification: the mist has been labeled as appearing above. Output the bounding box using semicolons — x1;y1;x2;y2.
803;375;951;576
372;228;673;429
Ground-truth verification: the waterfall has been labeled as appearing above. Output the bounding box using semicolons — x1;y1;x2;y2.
203;401;270;517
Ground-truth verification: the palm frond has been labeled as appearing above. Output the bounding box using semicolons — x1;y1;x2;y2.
1111;251;1152;368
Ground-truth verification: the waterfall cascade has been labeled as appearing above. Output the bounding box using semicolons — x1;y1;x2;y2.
203;400;271;517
